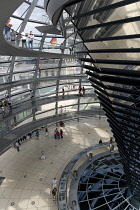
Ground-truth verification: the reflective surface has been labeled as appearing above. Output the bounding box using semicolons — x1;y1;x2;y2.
61;0;140;202
0;0;95;152
78;153;136;210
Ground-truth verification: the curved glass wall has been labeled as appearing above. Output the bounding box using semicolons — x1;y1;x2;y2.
2;0;140;207
0;0;98;152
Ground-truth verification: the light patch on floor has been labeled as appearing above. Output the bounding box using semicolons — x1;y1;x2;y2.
0;117;112;210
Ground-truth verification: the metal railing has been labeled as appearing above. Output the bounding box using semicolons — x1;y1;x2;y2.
58;142;117;210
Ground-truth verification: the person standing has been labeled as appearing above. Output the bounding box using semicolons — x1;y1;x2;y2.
28;31;34;49
79;87;82;96
45;125;49;137
110;137;113;144
60;42;64;53
20;31;27;48
60;129;63;138
7;96;12;110
60;121;64;127
3;98;8;107
15;141;19;152
2;106;6;118
29;90;34;103
36;129;39;140
52;177;57;189
52;188;57;201
54;129;57;139
5;19;12;40
38;67;41;78
10;29;16;44
40;150;46;160
62;88;65;99
0;100;3;108
23;135;26;141
28;133;32;138
82;87;85;96
18;139;21;145
99;139;102;144
56;130;60;140
4;105;9;117
110;144;114;153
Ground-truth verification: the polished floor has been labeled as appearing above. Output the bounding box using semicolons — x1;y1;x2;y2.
0;117;112;210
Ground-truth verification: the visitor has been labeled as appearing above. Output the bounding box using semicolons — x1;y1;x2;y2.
60;42;64;52
40;150;46;160
20;30;27;48
60;129;63;138
29;90;34;102
110;144;114;153
38;67;41;78
62;88;65;99
28;133;32;138
28;31;34;49
0;100;3;108
0;97;11;118
110;137;113;144
15;141;19;152
20;137;23;142
2;106;6;117
23;135;26;141
0;107;2;115
99;139;102;144
7;96;12;110
79;87;82;96
83;87;85;96
17;139;21;145
5;19;12;41
52;188;57;201
2;101;9;117
3;98;8;107
10;29;16;44
54;128;57;139
36;129;39;140
60;121;64;127
45;125;48;136
52;177;57;189
56;130;60;139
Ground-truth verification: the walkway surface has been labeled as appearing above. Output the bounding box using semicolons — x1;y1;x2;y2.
0;117;112;210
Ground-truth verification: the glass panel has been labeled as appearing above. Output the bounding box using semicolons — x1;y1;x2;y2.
35;109;55;120
58;100;78;113
36;103;55;115
16;109;32;123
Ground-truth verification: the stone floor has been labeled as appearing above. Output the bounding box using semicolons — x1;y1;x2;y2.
0;117;112;210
